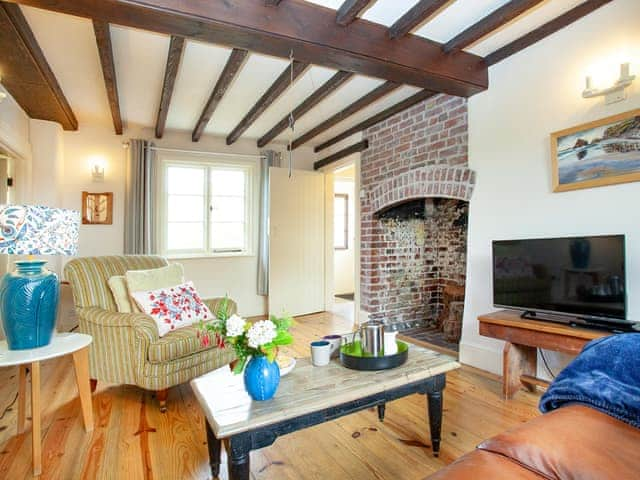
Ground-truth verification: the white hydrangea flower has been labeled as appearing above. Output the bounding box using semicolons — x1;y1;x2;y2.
225;314;246;337
247;320;277;349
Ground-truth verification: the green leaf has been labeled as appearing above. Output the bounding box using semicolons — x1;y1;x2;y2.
233;356;248;375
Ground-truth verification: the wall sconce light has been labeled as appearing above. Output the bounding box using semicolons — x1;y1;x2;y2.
583;63;636;104
90;157;106;182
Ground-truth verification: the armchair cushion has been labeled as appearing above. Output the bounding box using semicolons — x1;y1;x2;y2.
108;275;134;312
148;324;217;363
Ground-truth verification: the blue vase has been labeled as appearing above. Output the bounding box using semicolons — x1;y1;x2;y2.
0;260;59;350
243;355;280;401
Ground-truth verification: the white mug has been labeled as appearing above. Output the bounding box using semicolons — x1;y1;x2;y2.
384;331;398;356
310;340;331;366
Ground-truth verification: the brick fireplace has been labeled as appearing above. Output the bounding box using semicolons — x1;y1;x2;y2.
360;94;475;340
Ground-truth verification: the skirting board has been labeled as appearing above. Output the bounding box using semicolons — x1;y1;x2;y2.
459;341;502;376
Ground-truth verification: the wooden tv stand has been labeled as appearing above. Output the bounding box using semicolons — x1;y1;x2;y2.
478;310;609;399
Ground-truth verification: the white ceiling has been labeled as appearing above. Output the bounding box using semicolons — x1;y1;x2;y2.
20;0;592;146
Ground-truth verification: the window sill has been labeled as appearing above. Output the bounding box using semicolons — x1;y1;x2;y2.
165;252;255;260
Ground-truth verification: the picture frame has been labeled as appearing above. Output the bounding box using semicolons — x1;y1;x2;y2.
550;108;640;192
82;191;113;225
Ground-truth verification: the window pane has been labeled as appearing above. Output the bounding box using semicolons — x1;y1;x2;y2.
167;222;204;250
211;222;245;250
211;196;244;223
168;195;204;222
167;166;205;195
210;169;245;196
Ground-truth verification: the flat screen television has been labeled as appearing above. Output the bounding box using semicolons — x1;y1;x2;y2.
492;235;630;329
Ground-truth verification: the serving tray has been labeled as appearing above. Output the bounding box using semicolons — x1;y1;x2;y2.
339;340;408;371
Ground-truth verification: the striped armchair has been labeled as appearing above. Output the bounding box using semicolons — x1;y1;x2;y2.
64;256;236;412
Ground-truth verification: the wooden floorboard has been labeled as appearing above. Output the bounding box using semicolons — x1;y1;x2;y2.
0;311;541;479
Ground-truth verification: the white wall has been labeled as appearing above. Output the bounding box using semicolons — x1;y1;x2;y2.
334;177;355;295
461;0;640;375
53;123;317;317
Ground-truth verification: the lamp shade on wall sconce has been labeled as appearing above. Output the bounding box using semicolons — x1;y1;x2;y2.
0;205;80;350
90;156;106;182
583;62;636;104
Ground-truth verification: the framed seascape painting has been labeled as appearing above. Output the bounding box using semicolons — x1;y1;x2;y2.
550;108;640;192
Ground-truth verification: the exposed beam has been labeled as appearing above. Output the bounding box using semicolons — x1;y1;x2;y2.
93;20;122;135
314;140;368;170
7;0;488;97
226;60;308;145
336;0;374;26
192;48;248;142
291;81;400;150
264;0;283;5
388;0;451;40
155;35;184;138
443;0;545;53
484;0;614;66
0;3;77;130
315;89;436;152
257;71;354;148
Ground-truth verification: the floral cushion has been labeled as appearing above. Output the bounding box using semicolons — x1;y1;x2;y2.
131;281;213;337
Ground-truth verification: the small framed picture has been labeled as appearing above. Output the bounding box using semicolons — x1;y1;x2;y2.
550;108;640;192
82;191;113;225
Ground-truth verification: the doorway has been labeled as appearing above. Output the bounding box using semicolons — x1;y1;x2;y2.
329;161;357;326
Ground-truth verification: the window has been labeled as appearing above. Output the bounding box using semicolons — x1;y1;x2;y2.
334;193;348;250
159;156;253;257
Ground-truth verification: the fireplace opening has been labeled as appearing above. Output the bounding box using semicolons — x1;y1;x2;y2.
372;197;469;353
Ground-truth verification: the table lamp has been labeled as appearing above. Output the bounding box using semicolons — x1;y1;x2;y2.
0;205;79;350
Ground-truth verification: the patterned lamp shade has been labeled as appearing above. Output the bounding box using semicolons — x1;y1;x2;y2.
0;205;80;256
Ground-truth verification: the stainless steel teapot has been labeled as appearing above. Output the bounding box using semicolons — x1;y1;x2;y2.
360;320;384;357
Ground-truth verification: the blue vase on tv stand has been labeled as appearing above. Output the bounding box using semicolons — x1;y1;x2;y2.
570;238;591;269
0;260;59;350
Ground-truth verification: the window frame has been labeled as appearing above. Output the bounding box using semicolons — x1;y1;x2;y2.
157;152;256;259
334;193;349;250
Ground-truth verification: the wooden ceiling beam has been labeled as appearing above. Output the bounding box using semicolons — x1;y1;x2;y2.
257;70;353;148
336;0;374;26
264;0;283;5
226;61;309;146
192;48;248;142
388;0;451;40
93;20;122;135
484;0;614;66
314;140;368;170
291;81;400;150
0;3;77;130
315;89;436;152
443;0;545;53
7;0;488;97
155;35;184;139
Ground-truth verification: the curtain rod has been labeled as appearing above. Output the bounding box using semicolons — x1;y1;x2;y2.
122;142;267;160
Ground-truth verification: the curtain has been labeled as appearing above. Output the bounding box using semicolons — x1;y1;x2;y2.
257;150;281;296
124;139;157;254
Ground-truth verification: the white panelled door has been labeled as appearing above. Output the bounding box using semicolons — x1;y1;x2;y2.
269;167;325;317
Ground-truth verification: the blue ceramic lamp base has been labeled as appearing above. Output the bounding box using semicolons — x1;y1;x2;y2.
0;260;59;350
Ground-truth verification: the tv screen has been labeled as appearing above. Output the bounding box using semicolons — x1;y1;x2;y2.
492;235;626;322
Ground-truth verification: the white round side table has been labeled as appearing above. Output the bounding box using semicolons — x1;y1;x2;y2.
0;333;94;476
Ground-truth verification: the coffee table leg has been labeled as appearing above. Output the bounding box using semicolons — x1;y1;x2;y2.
206;422;221;478
227;435;251;480
377;403;386;422
426;374;445;458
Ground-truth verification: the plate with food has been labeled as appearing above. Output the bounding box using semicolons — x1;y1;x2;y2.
277;355;296;376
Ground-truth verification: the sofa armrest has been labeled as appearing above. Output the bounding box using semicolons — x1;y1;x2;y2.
204;297;238;318
76;306;160;343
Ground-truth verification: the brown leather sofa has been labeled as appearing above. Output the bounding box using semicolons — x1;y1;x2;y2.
427;405;640;479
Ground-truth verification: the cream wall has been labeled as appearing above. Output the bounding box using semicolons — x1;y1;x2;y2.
55;124;317;317
461;0;640;374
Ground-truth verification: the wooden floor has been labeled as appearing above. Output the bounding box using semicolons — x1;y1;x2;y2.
0;311;541;479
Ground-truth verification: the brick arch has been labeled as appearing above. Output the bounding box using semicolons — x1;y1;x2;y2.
370;166;476;214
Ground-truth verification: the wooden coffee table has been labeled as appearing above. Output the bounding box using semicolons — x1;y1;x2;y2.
191;344;459;480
